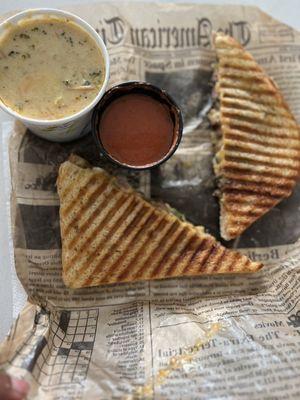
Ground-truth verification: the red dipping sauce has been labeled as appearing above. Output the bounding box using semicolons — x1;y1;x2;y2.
99;93;174;167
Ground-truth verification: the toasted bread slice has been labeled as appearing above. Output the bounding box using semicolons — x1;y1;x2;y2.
57;155;262;288
211;32;300;241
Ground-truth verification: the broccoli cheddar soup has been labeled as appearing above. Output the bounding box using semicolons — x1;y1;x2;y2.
0;17;105;120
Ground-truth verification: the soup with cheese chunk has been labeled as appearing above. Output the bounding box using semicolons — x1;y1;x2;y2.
0;17;105;120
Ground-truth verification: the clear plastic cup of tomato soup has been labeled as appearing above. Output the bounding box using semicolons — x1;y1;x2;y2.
0;8;109;142
92;82;183;170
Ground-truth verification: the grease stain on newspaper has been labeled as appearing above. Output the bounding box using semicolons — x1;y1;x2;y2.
126;323;221;399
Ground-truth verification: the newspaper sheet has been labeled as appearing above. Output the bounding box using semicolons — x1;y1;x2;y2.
1;2;300;399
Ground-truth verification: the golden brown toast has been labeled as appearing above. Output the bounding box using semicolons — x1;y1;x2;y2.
57;155;262;288
212;32;300;241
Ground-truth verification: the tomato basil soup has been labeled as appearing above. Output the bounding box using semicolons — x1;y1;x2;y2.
0;17;105;120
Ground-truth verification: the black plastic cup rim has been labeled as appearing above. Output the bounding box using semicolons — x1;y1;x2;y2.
91;81;183;171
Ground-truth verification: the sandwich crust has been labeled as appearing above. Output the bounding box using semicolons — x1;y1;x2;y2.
213;33;300;240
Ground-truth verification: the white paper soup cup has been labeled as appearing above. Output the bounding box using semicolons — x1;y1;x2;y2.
0;8;110;142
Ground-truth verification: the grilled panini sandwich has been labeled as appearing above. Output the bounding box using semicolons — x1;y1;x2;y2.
57;155;262;288
210;32;300;241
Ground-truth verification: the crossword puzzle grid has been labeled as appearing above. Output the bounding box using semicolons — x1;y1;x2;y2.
11;309;99;387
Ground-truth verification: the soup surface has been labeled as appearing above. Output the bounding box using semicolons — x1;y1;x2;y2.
0;17;105;120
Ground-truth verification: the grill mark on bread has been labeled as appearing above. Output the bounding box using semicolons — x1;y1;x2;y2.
150;227;190;278
165;234;200;276
220;82;275;95
224;143;300;161
61;176;98;218
223;204;269;217
73;197;141;277
226;122;300;140
85;206;151;285
65;195;135;273
203;244;223;272
220;67;265;78
220;74;275;90
117;219;179;281
223;172;295;187
65;187;118;250
222;111;297;129
221;73;267;85
194;243;218;272
223;164;298;180
241;259;252;272
129;220;182;280
63;179;111;237
152;229;196;278
99;211;160;283
63;191;126;278
133;221;184;280
222;98;291;117
219;59;258;70
221;90;279;106
225;131;300;150
58;168;87;200
108;216;167;282
181;237;209;274
223;181;292;195
225;154;300;171
223;191;281;206
223;109;296;128
118;218;170;278
228;252;243;272
210;246;227;273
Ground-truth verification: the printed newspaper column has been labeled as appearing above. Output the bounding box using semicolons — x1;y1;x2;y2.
84;300;153;398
